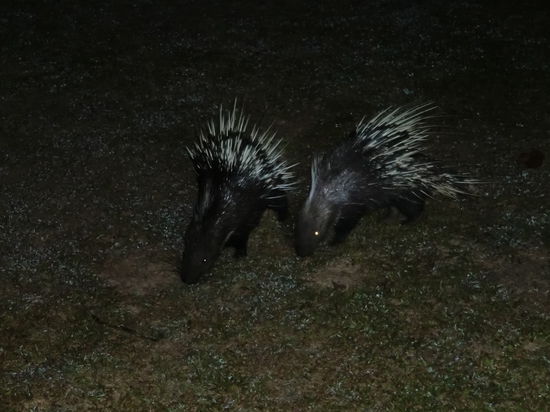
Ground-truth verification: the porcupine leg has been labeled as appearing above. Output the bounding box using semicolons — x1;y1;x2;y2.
331;208;365;245
268;193;290;221
378;206;398;221
231;207;265;258
232;234;249;258
394;197;424;223
225;229;250;258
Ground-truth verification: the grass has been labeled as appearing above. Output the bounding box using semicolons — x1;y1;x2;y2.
1;0;550;410
3;199;549;409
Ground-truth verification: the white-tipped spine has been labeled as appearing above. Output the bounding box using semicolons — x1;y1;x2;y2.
351;104;474;199
306;104;477;206
187;103;296;195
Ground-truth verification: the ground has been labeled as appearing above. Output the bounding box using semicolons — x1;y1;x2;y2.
1;0;549;410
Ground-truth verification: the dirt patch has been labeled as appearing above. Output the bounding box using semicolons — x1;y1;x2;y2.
476;248;550;305
305;258;371;290
99;252;180;296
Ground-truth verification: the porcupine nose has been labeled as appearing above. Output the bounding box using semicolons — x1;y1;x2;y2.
295;239;315;257
180;253;207;284
181;268;202;284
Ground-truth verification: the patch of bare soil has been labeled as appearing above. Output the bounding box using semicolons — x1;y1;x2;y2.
99;251;179;296
305;258;373;290
477;248;550;304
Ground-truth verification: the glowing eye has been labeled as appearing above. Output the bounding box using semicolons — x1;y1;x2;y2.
314;231;320;236
202;258;208;263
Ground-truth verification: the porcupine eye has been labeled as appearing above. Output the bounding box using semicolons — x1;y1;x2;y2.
314;231;320;237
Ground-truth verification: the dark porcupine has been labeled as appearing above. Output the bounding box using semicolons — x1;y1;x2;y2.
295;104;477;257
181;103;295;283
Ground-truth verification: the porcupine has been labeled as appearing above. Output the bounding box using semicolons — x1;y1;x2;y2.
181;103;295;283
295;104;476;257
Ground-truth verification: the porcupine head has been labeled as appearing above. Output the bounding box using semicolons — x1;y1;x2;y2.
295;154;361;257
181;176;258;284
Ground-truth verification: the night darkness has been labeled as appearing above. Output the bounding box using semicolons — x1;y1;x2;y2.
1;0;549;409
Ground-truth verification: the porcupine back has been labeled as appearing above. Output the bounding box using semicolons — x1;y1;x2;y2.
187;106;295;200
309;104;471;207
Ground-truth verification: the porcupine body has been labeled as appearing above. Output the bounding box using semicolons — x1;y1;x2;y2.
181;104;295;283
295;104;475;257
